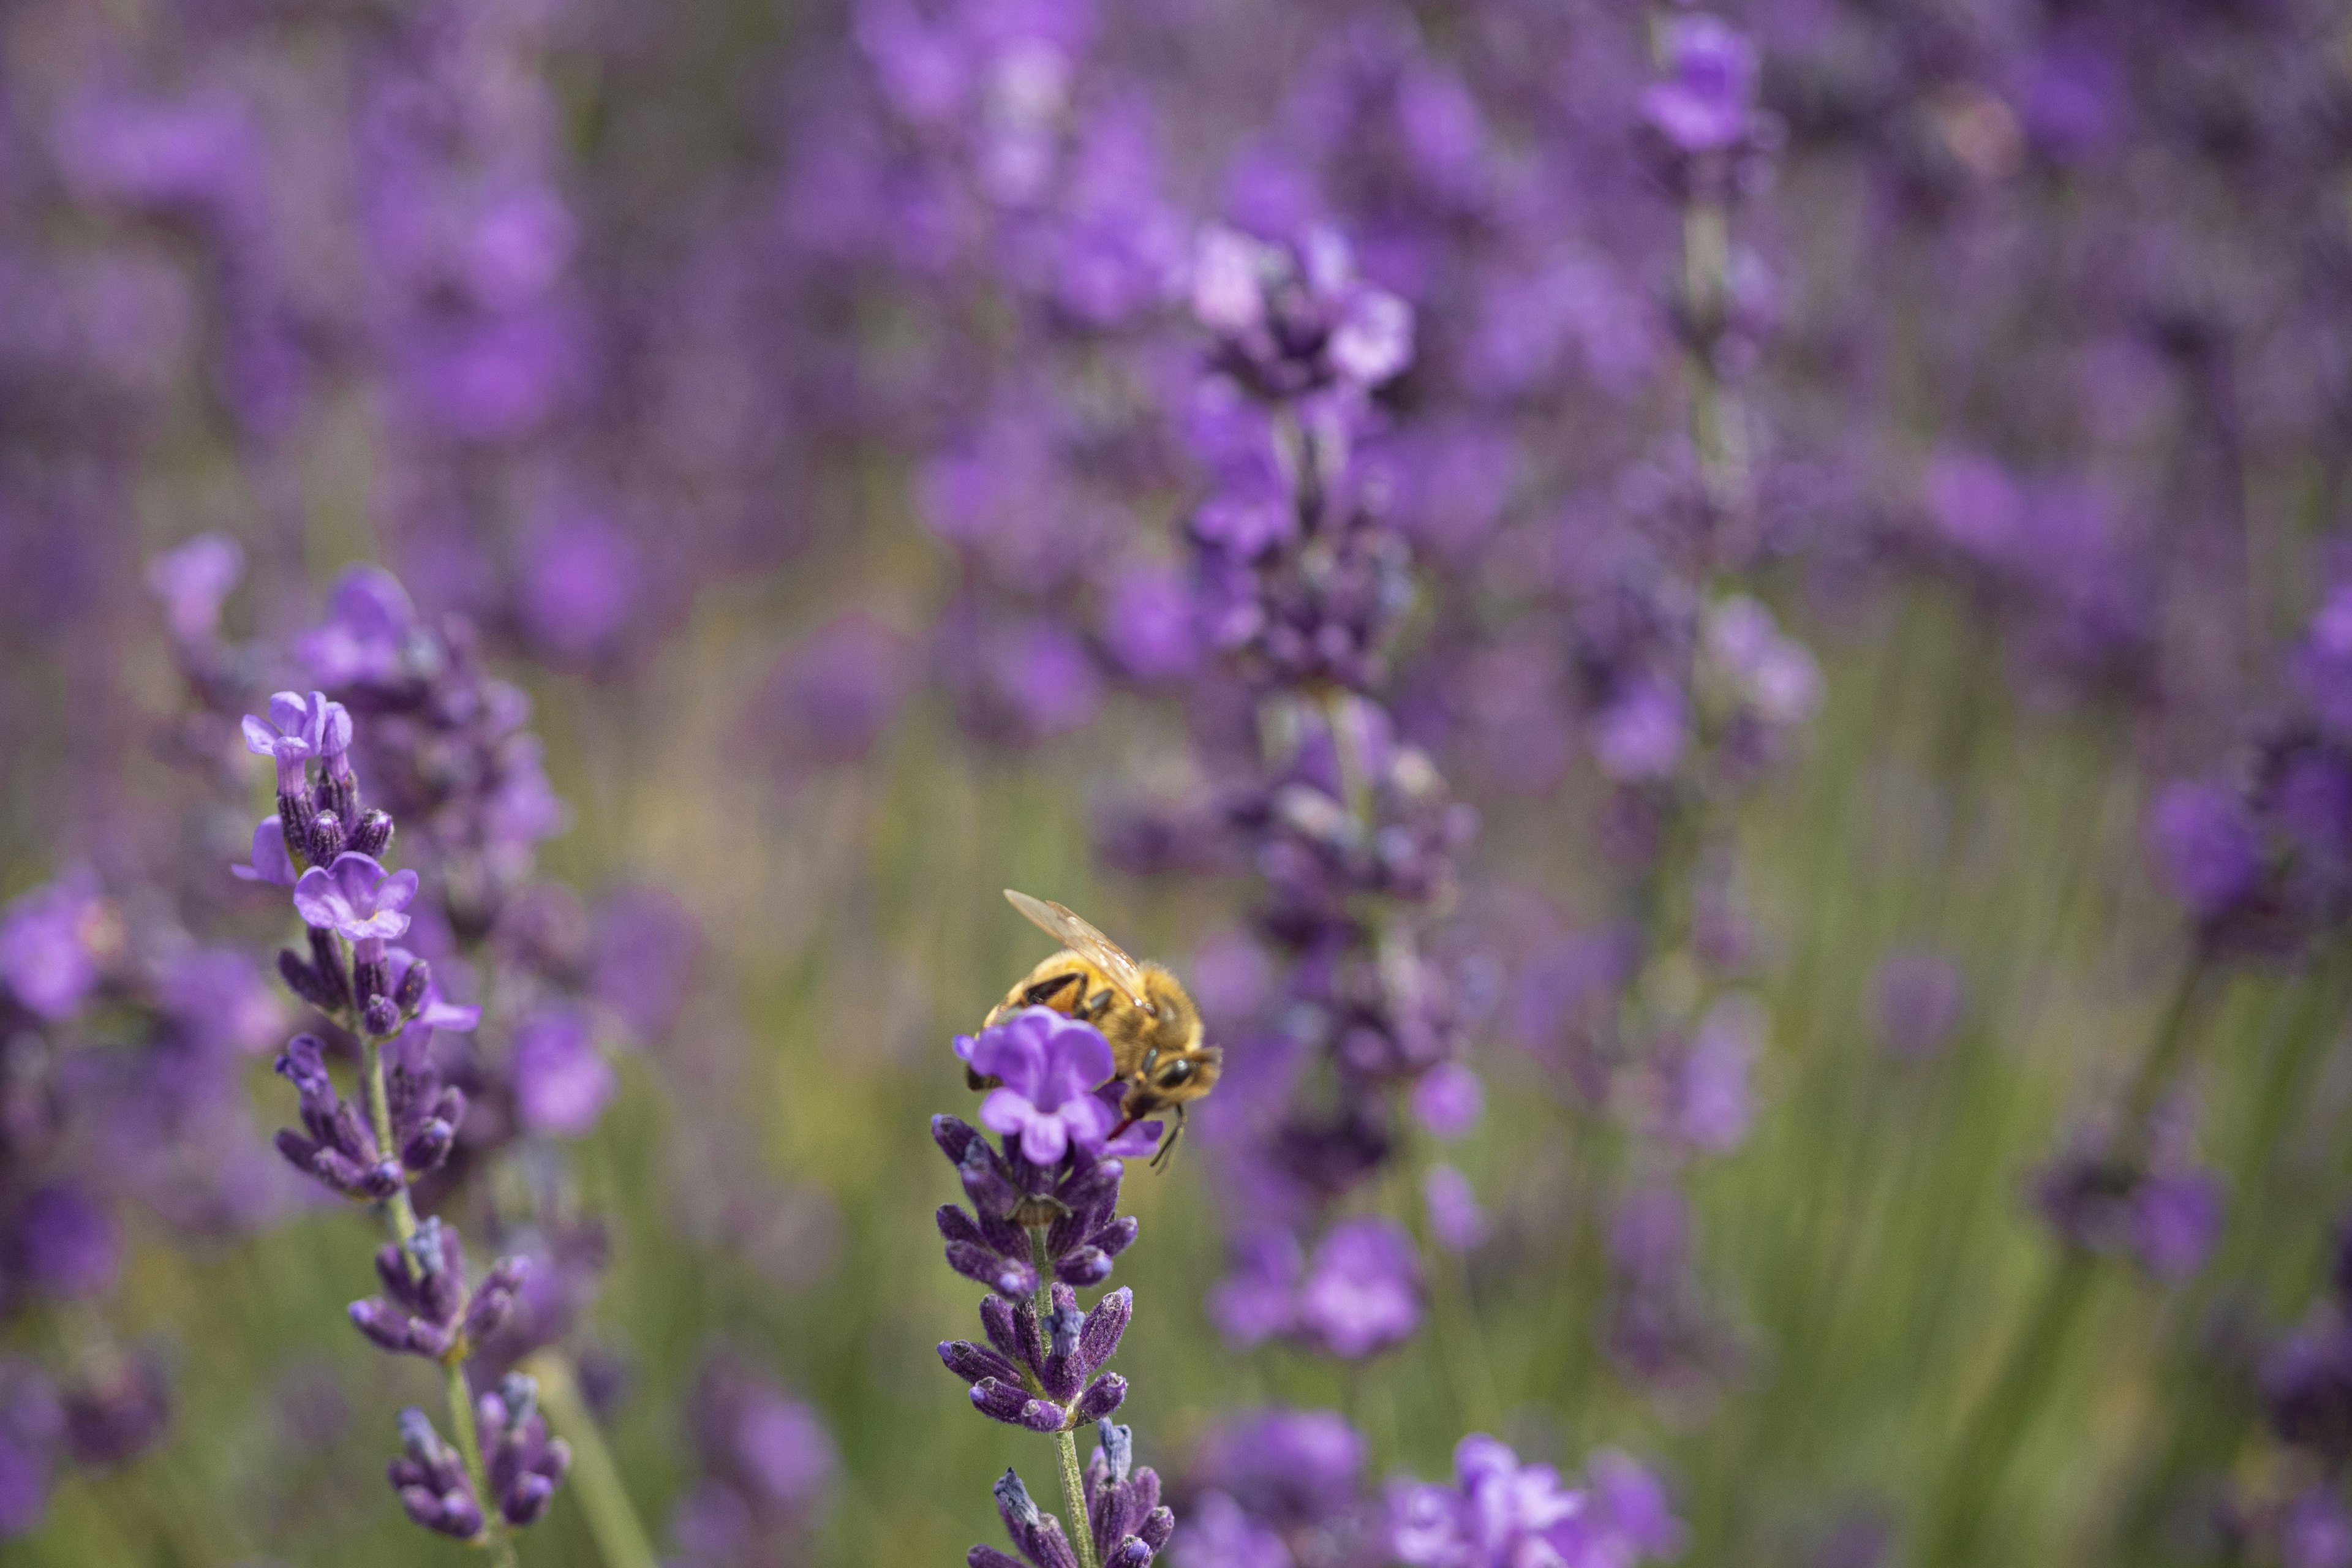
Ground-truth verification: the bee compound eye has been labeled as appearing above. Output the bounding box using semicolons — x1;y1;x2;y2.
1156;1058;1194;1088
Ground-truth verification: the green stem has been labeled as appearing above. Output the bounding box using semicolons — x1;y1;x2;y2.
357;1031;421;1248
355;995;516;1563
1926;1252;2098;1567
1923;956;2209;1566
447;1357;519;1568
524;1352;661;1568
1027;1230;1101;1568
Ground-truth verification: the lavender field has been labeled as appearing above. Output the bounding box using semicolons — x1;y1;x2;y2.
2;1;2350;1564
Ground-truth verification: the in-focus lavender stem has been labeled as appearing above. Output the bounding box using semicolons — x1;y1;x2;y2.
1028;1226;1103;1568
446;1357;518;1568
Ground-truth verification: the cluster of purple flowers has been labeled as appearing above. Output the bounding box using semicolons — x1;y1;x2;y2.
933;1009;1174;1568
666;1350;839;1568
232;667;571;1553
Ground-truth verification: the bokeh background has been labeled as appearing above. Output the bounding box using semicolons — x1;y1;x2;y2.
4;0;2352;1565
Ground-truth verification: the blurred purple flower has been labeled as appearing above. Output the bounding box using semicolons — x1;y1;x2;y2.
0;1364;59;1537
1594;683;1688;782
1297;1216;1421;1359
296;567;417;688
510;1006;615;1138
2285;1489;2352;1568
2148;782;2263;924
0;872;113;1021
231;817;298;888
1388;1434;1583;1567
1101;564;1207;683
60;1353;169;1468
1208;1226;1304;1349
517;512;641;660
754;612;920;770
1873;950;1965;1059
1410;1062;1483;1140
145;533;243;641
1189;1406;1366;1535
1641;15;1758;154
161;948;286;1057
14;1185;121;1300
589;888;699;1042
1673;997;1760;1153
2133;1171;2225;1281
1424;1165;1490;1253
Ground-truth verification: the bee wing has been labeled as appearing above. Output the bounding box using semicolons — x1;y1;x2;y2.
1003;889;1151;1009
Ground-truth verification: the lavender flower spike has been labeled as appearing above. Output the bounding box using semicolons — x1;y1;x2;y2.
389;1407;485;1540
345;1217;529;1363
478;1374;573;1527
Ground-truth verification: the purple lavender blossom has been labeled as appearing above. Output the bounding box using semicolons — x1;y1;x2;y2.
1186;1407;1366;1545
2147;782;2264;925
970;1433;1175;1568
293;854;419;946
271;1033;459;1197
0;1364;59;1537
508;1005;616;1137
671;1353;839;1568
1389;1435;1685;1568
296;567;417;688
940;1283;1131;1434
144;532;243;642
0;872;114;1022
932;1115;1141;1297
346;1217;526;1362
1295;1216;1422;1359
389;1406;485;1540
2283;1490;2352;1568
1424;1165;1490;1253
1410;1062;1484;1140
1640;16;1760;155
956;1009;1156;1164
244;690;353;796
59;1353;170;1468
13;1185;121;1300
232;818;300;888
1190;225;1414;399
2035;1115;2226;1281
478;1374;572;1526
752;611;920;771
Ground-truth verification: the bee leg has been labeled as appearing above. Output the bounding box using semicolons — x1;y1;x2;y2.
1079;988;1115;1021
965;1066;1003;1091
1021;973;1081;1009
1150;1106;1186;1172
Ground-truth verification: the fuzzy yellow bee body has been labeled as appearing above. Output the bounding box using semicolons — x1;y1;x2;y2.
982;890;1224;1166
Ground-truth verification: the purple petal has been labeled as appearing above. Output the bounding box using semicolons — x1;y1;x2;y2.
377;869;421;916
1035;1016;1115;1109
233;818;298;887
241;714;281;756
978;1089;1040;1142
1019;1112;1070;1167
292;867;345;929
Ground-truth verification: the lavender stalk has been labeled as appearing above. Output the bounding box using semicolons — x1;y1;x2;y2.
239;687;564;1562
933;1008;1174;1568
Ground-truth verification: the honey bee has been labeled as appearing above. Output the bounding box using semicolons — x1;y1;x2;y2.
978;890;1222;1168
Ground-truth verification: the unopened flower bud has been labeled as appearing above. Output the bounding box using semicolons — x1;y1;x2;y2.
993;1469;1041;1529
394;958;432;1014
364;995;401;1037
497;1374;538;1431
307;812;345;866
1096;1419;1133;1483
278;949;333;1009
352;809;394;859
